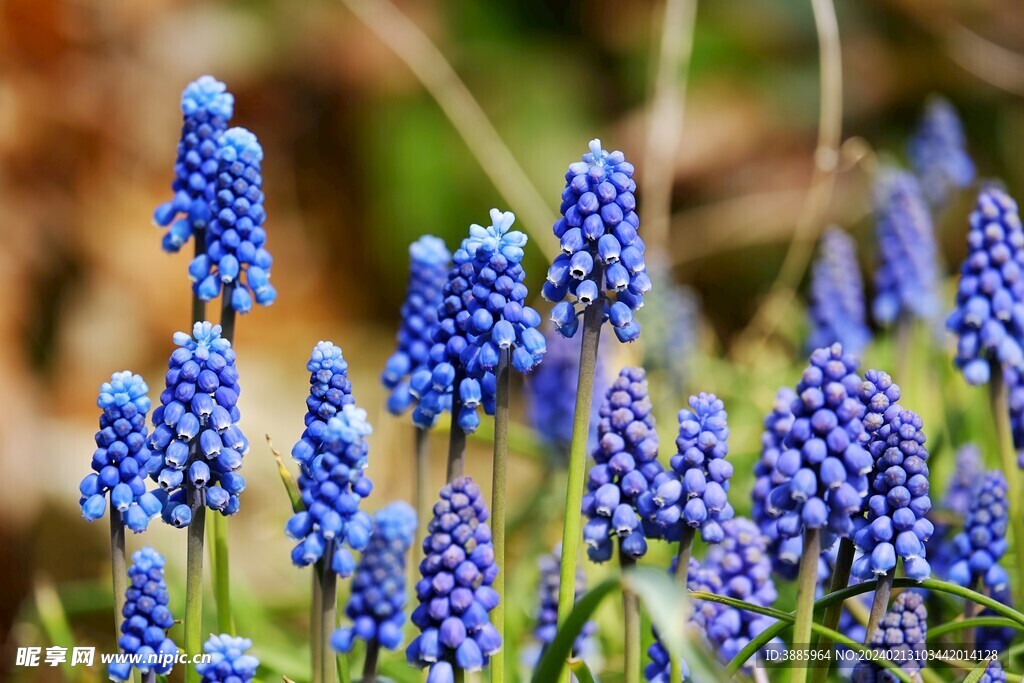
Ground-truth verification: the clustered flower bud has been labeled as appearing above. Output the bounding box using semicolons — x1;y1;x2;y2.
908;97;975;207
808;227;871;355
852;591;928;683
873;170;941;327
150;322;248;527
108;547;178;681
947;188;1024;385
407;477;501;682
333;501;418;653
752;387;802;578
189;127;276;313
948;470;1010;593
545;139;648;343
291;341;354;469
383;236;452;415
582;367;669;562
79;371;164;533
153;76;234;252
195;634;260;683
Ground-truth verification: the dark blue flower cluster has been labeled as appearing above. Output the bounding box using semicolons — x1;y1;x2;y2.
667;392;734;543
908;97;975;206
852;401;933;582
150;322;248;527
407;477;501;682
873;170;941;327
947;188;1024;385
195;634;260;683
291;341;355;469
333;501;418;653
79;371;164;533
153;75;234;252
766;344;872;548
189;127;276;313
545;139;648;343
286;403;374;578
639;259;700;394
526;545;597;666
582;367;669;562
948;471;1010;592
108;547;178;681
852;591;928;683
978;661;1009;683
383;236;451;415
808;227;871;355
411;210;545;433
930;444;982;581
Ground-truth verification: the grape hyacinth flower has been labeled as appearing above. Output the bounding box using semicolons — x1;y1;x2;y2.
908;97;975;207
545;139;648;343
79;371;163;533
666;392;735;544
153;76;234;252
286;402;374;578
195;634;260;683
851;591;928;683
107;547;178;681
291;341;354;470
383;236;451;415
930;444;982;582
189;127;276;313
332;501;418;654
150;322;248;526
947;188;1024;385
873;169;941;327
978;582;1016;653
581;367;669;562
979;661;1009;683
1005;367;1024;467
948;470;1010;592
808;227;871;355
524;545;598;669
407;477;501;681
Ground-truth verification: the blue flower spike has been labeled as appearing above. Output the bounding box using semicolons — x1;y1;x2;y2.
107;547;178;681
808;227;871;355
291;341;355;469
947;188;1024;385
383;236;451;415
407;477;501;681
948;470;1010;593
333;502;418;654
79;371;163;533
851;591;928;683
752;387;802;578
149;322;249;525
196;634;259;683
908;97;975;206
544;139;648;343
189;127;276;313
154;76;234;253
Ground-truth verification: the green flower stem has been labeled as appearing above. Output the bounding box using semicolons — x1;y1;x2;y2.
311;567;324;683
490;350;511;683
620;550;640;683
554;299;604;683
109;511;127;639
864;568;895;643
928;617;1022;639
361;639;379;683
792;528;821;683
809;536;855;683
964;578;979;648
669;527;694;683
414;426;430;554
446;368;467;481
990;363;1024;607
321;551;338;683
192;231;206;324
209;513;234;633
185;485;206;683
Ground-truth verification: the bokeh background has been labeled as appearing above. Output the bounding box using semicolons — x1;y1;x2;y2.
3;0;1024;681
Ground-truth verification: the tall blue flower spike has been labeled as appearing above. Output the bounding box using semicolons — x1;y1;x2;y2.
851;591;928;683
189;127;276;313
908;97;975;207
150;322;248;527
523;545;598;669
407;477;501;682
196;634;260;683
930;444;982;581
545;139;648;343
665;392;735;544
808;227;871;355
79;371;164;533
410;210;545;433
107;547;178;681
383;236;452;415
583;367;672;562
640;259;700;394
872;169;941;327
291;341;355;470
948;188;1024;385
333;501;418;654
948;470;1010;593
978;661;1009;683
766;344;872;549
154;76;234;252
286;403;374;578
1004;367;1024;467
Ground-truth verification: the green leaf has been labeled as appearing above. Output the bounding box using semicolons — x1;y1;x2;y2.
531;578;619;683
928;617;1024;639
266;435;304;513
568;658;597;683
962;660;992;683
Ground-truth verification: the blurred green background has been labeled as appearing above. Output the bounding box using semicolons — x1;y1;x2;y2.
2;0;1024;680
